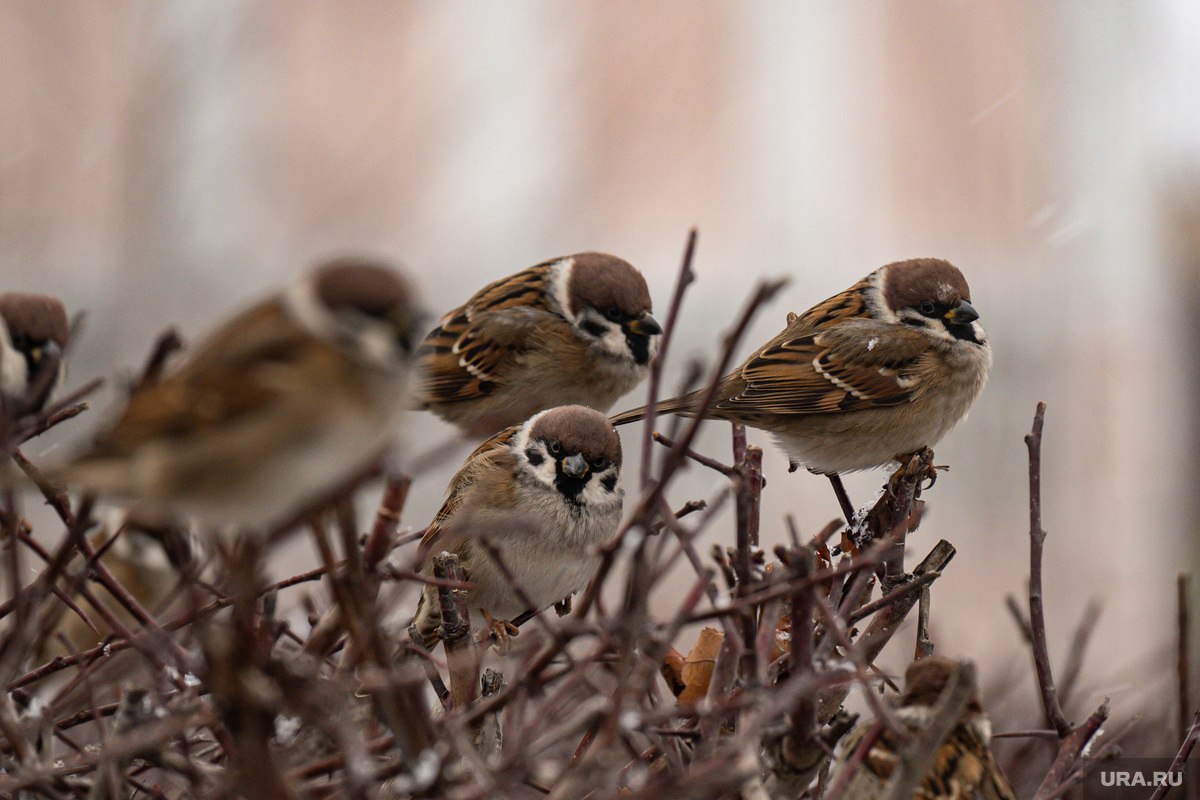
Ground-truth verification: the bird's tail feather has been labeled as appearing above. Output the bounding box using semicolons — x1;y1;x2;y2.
609;392;705;426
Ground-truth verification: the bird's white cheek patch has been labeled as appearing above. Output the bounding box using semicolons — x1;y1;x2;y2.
582;468;621;506
575;310;632;360
599;326;630;359
0;342;27;399
358;324;400;368
533;459;559;489
518;441;561;492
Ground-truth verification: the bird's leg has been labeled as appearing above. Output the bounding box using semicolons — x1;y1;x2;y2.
887;447;939;497
827;473;857;527
478;608;520;655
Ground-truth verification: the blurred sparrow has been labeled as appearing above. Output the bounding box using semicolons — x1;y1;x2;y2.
413;404;623;642
65;258;421;531
417;252;661;436
0;292;69;417
611;258;990;514
830;656;1016;799
41;526;194;660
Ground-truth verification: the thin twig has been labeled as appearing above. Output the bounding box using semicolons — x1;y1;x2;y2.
845;571;940;625
1058;598;1102;707
12;377;103;442
1180;573;1192;750
135;328;184;387
821;540;956;721
651;431;735;477
1031;700;1109;800
639;229;698;491
433;553;479;710
1151;707;1200;800
732;427;763;684
1025;402;1071;737
914;584;933;659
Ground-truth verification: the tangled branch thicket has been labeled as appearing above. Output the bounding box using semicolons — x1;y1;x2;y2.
0;236;1184;798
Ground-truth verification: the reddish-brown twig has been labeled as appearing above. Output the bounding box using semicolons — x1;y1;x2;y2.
432;553;479;710
731;426;763;684
639;229;698;491
650;431;735;477
135;327;183;388
11;377;102;443
1151;707;1200;800
1058;598;1102;707
1031;700;1109;800
846;571;941;625
1180;573;1193;750
1024;402;1072;737
821;540;956;721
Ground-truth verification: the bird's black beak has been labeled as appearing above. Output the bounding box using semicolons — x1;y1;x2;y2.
944;300;979;325
561;453;589;478
624;314;662;337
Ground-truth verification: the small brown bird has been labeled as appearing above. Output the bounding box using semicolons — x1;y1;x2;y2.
40;526;193;661
830;656;1016;799
0;292;69;416
413;404;623;642
416;252;661;437
65;258;421;531
611;259;990;514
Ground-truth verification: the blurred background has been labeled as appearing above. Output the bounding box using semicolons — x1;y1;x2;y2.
4;0;1198;764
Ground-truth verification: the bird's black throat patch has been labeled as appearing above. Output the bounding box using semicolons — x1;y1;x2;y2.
625;332;652;365
945;321;980;344
554;469;591;505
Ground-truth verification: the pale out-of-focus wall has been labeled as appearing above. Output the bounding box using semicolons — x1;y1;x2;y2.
3;2;1198;724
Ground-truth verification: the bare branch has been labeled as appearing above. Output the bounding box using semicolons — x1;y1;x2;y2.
1032;700;1109;800
1024;402;1072;737
639;229;698;491
1150;707;1200;800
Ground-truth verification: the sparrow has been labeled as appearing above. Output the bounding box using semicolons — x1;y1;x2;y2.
610;259;990;514
0;292;70;417
412;404;623;642
63;258;421;531
39;525;194;661
416;252;661;437
829;656;1016;799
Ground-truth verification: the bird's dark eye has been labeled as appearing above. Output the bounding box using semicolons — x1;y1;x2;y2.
548;439;562;455
604;307;623;321
918;301;937;316
591;457;608;470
